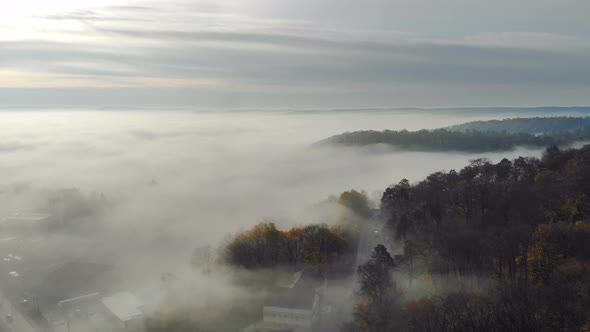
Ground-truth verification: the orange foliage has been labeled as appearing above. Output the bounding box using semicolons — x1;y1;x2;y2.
403;297;437;332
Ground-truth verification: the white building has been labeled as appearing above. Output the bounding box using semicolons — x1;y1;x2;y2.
3;212;52;234
101;291;145;331
260;271;323;332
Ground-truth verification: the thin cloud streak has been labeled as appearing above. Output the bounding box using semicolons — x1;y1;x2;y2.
1;0;589;108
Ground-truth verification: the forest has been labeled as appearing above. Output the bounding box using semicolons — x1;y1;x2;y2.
446;116;590;134
317;117;590;152
145;144;590;332
215;144;590;332
344;144;590;331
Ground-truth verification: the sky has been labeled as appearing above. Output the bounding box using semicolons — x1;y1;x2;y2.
1;0;590;109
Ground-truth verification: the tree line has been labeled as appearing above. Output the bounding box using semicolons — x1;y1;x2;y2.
446;116;590;135
316;125;590;152
222;221;359;275
220;190;371;274
348;144;590;331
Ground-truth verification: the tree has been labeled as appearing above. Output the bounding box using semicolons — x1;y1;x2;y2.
542;145;567;171
403;297;440;332
404;240;417;288
527;223;569;285
355;244;401;331
495;158;513;181
225;222;280;268
395;214;412;241
512;156;541;183
280;227;305;270
339;190;372;219
381;179;411;215
424;172;448;227
358;244;396;302
302;224;347;274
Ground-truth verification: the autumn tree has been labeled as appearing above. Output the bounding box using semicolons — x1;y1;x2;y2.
280;227;305;270
225;222;280;268
302;224;348;274
339;189;372;219
402;297;440;332
225;222;350;272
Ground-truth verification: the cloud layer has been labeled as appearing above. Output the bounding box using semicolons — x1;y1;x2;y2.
1;109;579;245
1;0;589;108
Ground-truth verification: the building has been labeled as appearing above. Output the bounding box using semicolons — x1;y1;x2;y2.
2;212;53;234
260;271;324;332
55;292;103;331
32;261;116;331
101;291;145;331
41;291;146;332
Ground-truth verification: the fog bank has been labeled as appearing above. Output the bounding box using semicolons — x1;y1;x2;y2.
1;109;582;245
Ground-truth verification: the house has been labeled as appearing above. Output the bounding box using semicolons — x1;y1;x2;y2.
43;291;146;332
101;291;145;331
260;271;324;332
32;261;116;330
55;292;103;330
58;292;102;313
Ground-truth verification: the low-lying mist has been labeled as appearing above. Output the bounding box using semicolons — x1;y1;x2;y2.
0;108;584;331
1;109;573;244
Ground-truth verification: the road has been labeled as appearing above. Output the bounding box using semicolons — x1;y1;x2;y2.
0;289;37;332
0;236;56;332
332;213;391;325
356;214;390;267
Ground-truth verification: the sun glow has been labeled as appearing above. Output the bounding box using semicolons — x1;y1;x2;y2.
0;0;135;41
0;0;128;20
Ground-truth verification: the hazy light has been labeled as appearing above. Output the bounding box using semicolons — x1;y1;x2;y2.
1;0;126;19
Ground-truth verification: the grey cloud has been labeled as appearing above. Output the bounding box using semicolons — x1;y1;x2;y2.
3;32;590;88
39;13;150;23
128;129;185;140
0;142;36;152
2;0;590;107
37;5;160;22
107;5;161;12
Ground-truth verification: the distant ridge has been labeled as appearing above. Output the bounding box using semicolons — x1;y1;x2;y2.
316;116;590;152
446;117;590;135
229;106;590;115
3;106;590;114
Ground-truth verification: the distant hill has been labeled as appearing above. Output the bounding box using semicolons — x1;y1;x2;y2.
446;117;590;135
316;117;590;152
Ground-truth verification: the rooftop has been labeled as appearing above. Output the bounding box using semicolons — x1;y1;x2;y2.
275;270;303;289
101;292;144;322
5;212;51;222
265;286;315;310
265;271;319;310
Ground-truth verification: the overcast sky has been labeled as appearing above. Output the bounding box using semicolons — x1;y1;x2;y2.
1;0;589;109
